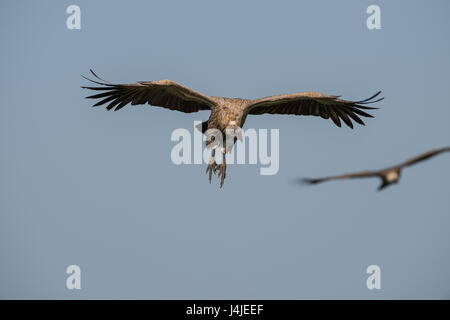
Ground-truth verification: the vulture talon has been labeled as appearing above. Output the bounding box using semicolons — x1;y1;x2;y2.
217;163;226;188
206;161;217;184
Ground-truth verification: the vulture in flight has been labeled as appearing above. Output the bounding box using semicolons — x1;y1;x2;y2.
82;70;382;187
302;147;450;191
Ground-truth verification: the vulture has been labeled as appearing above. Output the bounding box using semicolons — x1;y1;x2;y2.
302;147;450;191
82;70;382;187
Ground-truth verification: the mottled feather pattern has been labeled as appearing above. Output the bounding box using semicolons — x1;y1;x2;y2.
82;70;215;113
247;91;382;128
82;70;381;129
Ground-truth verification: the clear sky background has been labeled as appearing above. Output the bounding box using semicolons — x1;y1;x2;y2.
1;0;449;299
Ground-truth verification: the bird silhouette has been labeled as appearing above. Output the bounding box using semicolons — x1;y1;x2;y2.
302;147;450;191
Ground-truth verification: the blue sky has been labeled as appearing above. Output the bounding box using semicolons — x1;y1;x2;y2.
1;0;449;299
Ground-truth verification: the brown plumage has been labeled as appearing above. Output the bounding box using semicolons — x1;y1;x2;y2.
82;70;382;187
302;147;450;191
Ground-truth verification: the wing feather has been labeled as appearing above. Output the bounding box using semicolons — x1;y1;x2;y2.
82;70;215;113
399;147;450;168
247;91;382;128
302;170;381;185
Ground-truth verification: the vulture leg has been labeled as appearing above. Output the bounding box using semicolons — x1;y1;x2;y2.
206;149;217;184
216;147;227;188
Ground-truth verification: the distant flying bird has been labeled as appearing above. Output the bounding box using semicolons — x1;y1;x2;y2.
302;147;450;191
82;70;382;187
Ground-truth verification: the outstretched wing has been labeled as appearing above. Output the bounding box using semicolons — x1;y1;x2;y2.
399;147;450;168
302;170;381;185
82;70;216;112
247;91;383;128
